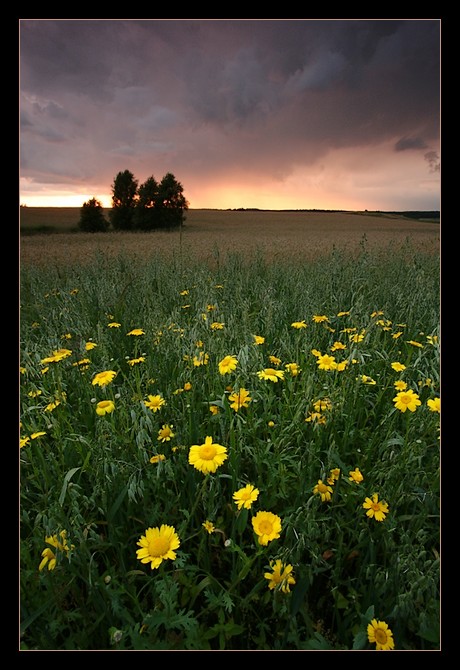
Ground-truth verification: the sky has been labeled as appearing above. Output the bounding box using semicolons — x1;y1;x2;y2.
19;18;441;211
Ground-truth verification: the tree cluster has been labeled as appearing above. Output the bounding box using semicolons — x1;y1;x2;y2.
78;169;188;233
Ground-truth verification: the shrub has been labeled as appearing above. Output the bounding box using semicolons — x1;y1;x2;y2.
78;198;109;233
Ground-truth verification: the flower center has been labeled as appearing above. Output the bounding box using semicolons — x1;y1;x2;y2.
374;628;388;644
401;394;411;404
200;444;217;460
148;536;170;557
259;520;273;534
318;483;328;493
371;502;381;511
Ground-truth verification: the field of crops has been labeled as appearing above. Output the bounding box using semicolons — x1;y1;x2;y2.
20;210;440;650
19;208;440;267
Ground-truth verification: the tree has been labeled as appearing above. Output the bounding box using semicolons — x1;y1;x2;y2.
134;176;160;231
109;169;138;230
156;172;189;228
78;197;109;232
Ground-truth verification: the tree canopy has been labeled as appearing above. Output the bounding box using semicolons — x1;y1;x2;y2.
106;169;188;231
78;197;109;233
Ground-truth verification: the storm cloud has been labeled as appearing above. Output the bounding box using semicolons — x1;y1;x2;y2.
19;19;440;210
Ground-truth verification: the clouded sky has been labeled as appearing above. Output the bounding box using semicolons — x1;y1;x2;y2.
19;18;440;210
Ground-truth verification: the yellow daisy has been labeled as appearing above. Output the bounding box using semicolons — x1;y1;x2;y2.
233;484;260;510
367;619;395;650
252;510;282;546
136;525;180;570
188;436;228;474
264;559;296;593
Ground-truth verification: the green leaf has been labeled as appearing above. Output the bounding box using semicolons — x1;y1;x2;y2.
353;630;368;649
58;467;81;506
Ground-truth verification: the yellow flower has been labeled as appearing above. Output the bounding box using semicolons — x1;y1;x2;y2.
136;525;180;570
20;436;30;448
252;510;282;546
367;619;395;650
41;348;73;364
209;405;220;415
73;358;91;370
360;375;376;385
264;559;296;593
313;479;333;502
316;354;337;371
31;431;46;439
312;315;329;323
394;380;407;391
269;355;281;366
285;362;301;376
291;320;307;329
393;389;421;413
210;321;225;330
427;397;440;413
188;436;228;474
96;400;115;416
391;362;406;372
45;399;61;412
218;355;238;375
85;341;97;351
128;356;145;366
228;388;252;411
92;370;117;387
108;322;121;328
331;341;346;351
349;467;364;484
127;328;145;336
38;530;74;571
313;398;332;412
329;468;341;482
406;340;423;348
193;352;209;366
27;389;42;398
253;335;265;344
363;493;389;522
202;520;216;534
305;411;326;425
257;367;284;382
150;454;166;464
157;424;175;442
144;394;166;412
183;382;192;391
233;484;260;510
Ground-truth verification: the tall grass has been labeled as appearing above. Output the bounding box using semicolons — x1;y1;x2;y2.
20;239;440;650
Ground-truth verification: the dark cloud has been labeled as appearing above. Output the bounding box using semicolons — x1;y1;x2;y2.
395;137;428;151
19;19;440;209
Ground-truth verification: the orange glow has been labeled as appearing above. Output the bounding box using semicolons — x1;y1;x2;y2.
19;143;439;212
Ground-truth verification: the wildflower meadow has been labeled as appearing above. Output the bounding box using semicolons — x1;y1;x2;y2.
20;239;440;650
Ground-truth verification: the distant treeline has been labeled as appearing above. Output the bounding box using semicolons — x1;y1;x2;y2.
384;211;440;220
227;208;440;220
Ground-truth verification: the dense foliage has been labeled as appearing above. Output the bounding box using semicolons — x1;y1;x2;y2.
78;198;109;233
109;169;188;231
20;241;440;650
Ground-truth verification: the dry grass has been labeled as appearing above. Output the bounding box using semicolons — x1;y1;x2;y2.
19;208;440;267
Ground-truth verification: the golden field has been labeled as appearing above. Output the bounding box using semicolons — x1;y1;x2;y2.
19;208;440;267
